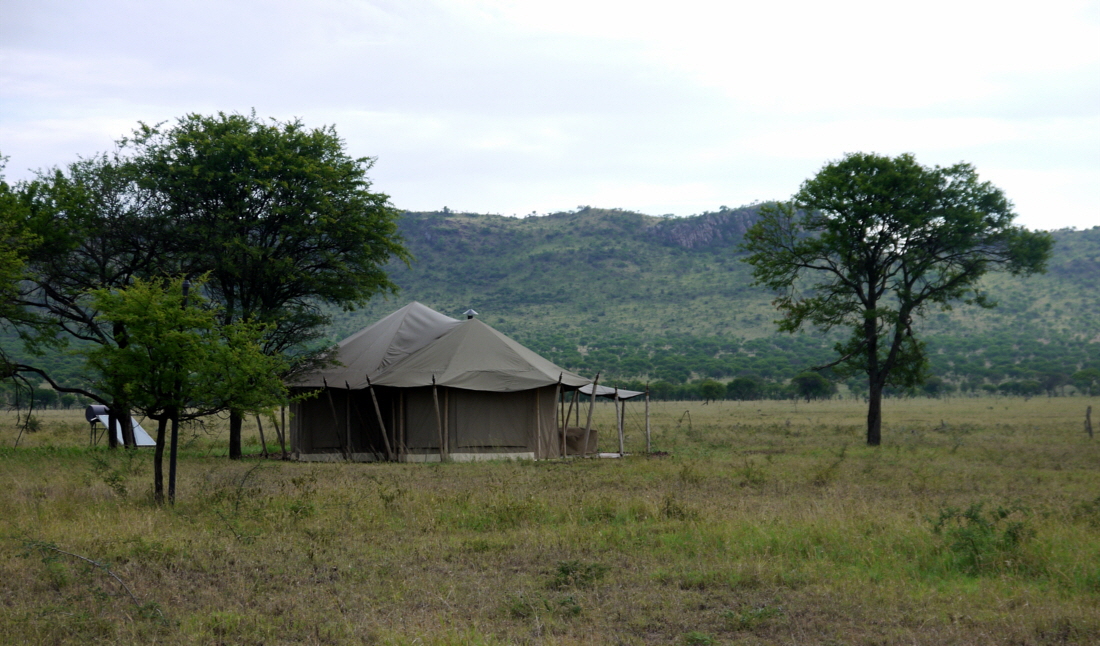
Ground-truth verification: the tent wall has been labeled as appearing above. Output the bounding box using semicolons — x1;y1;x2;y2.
290;388;398;459
293;385;563;461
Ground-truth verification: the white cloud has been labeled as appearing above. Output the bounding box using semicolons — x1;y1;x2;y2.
0;0;1097;229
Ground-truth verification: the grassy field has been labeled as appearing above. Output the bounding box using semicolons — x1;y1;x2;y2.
1;397;1098;645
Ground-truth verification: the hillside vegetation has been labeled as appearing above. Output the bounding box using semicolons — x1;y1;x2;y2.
5;207;1097;399
329;207;1100;390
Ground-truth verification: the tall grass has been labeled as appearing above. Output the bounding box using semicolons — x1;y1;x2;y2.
1;397;1098;644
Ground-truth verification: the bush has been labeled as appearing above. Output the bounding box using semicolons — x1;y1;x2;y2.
932;503;1034;575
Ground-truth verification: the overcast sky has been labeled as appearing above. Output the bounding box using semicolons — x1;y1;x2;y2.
2;0;1098;229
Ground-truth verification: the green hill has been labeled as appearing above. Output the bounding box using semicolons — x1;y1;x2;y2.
6;206;1098;397
329;207;1100;390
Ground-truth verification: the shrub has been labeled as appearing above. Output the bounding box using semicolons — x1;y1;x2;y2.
932;503;1034;575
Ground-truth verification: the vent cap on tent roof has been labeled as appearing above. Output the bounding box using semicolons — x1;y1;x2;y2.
464;309;478;319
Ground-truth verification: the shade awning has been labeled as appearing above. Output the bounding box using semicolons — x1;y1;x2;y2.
579;384;644;399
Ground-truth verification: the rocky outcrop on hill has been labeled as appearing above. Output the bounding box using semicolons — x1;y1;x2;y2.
644;205;763;249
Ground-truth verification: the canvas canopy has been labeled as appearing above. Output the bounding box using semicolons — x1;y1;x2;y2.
371;318;589;391
580;384;644;399
293;301;460;389
289;303;592;462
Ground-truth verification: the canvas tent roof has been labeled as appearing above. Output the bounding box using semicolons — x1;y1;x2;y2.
371;317;589;391
294;303;590;392
293;302;460;389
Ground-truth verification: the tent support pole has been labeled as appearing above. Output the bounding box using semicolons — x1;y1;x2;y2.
323;379;344;455
255;415;268;458
281;404;289;458
616;388;624;457
432;377;445;462
645;383;651;454
562;389;576;457
343;385;352;460
346;388;384;459
400;392;407;461
365;376;394;461
551;374;562;459
582;372;600;458
553;376;562;459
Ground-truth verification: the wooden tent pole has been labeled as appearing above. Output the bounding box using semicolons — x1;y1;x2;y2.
323;377;342;439
562;389;576;457
582;373;600;458
344;386;384;459
365;376;394;462
616;387;624;457
255;415;268;458
281;405;288;458
558;379;565;451
645;383;651;454
269;408;286;459
345;382;355;460
433;376;445;463
552;374;562;459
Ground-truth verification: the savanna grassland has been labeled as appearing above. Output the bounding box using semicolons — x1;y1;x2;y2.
2;397;1098;645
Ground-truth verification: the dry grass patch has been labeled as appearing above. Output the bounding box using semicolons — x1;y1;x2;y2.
1;397;1098;644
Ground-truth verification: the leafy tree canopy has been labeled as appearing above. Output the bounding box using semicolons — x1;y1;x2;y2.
83;276;287;421
84;276;287;501
791;371;835;401
124;111;411;356
742;152;1053;444
121;112;412;458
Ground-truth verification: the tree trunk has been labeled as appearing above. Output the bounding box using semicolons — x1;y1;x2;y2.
153;416;168;505
107;408;119;449
867;378;883;446
168;407;180;504
229;409;243;460
120;401;135;448
864;305;881;447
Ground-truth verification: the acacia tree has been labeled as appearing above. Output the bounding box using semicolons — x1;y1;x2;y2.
13;153;174;447
125;112;411;459
0;156;40;412
791;371;834;402
85;277;286;503
743;153;1052;445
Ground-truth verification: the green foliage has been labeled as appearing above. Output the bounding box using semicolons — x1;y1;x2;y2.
125;111;411;356
697;379;724;402
723;604;784;630
0;156;39;385
3;191;1096;399
682;630;715;645
726;376;761;400
1072;368;1100;395
83;277;287;420
742;153;1053;442
549;560;609;590
791;371;834;401
932;503;1034;576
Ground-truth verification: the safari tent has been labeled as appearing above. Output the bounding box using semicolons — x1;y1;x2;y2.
289;302;592;461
